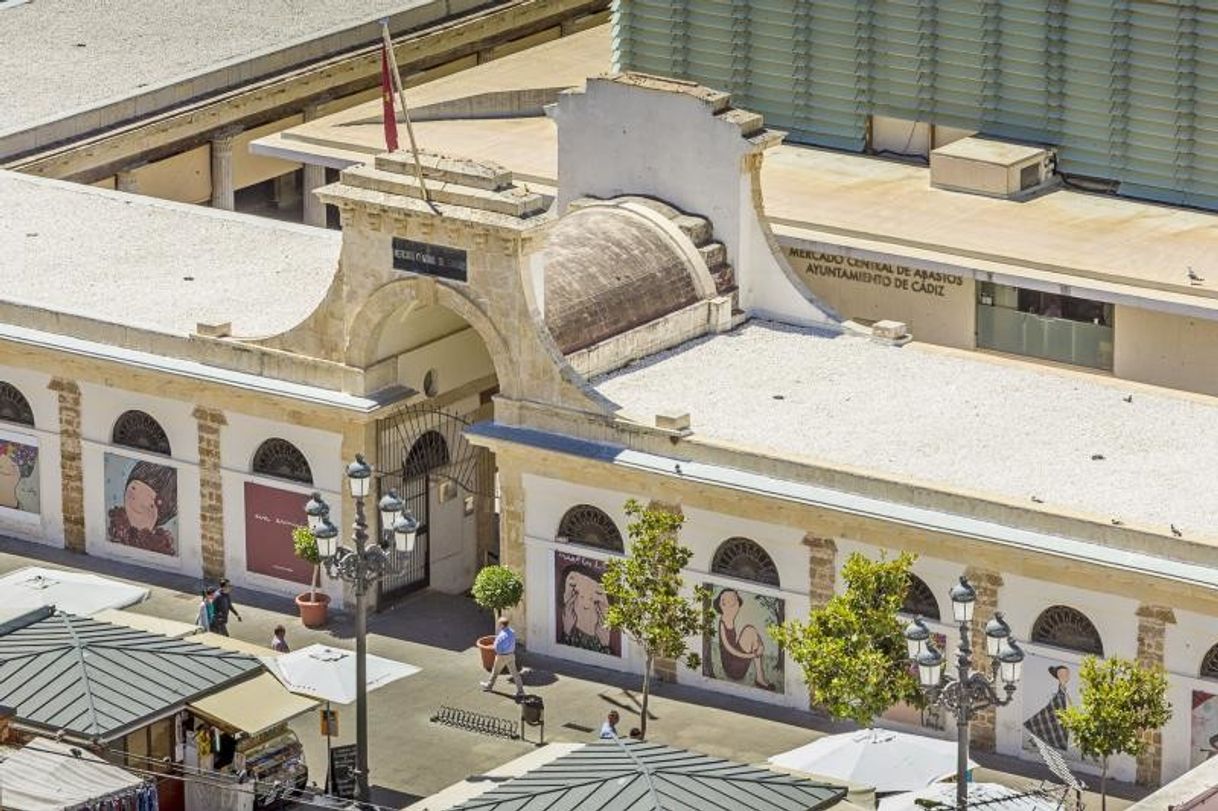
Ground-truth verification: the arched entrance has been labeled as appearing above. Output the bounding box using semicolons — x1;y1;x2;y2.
363;300;500;602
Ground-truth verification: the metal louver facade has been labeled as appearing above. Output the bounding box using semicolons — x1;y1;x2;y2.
613;0;1218;210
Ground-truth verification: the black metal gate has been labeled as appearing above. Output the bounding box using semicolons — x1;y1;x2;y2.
375;405;491;603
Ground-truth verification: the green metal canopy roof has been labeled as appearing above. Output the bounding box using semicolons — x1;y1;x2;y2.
448;740;847;811
0;607;261;741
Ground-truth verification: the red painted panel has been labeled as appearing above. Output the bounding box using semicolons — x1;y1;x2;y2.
244;482;312;585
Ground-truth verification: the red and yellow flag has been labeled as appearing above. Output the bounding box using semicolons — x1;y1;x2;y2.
381;42;399;152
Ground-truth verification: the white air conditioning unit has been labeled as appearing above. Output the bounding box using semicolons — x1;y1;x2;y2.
930;137;1057;200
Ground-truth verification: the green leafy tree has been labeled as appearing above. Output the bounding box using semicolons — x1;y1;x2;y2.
602;499;713;740
292;526;321;601
770;551;921;728
471;565;525;634
1057;656;1171;811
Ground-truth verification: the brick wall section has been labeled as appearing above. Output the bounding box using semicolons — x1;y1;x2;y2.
193;407;227;580
1135;604;1175;786
802;534;838;607
964;566;1004;751
646;499;684;683
48;378;85;553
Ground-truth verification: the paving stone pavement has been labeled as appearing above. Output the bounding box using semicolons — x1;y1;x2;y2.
0;537;1145;810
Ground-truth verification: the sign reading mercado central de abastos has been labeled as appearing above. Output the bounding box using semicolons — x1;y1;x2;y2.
787;248;965;298
392;238;468;283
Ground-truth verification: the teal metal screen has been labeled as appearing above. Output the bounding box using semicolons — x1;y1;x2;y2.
613;0;1218;210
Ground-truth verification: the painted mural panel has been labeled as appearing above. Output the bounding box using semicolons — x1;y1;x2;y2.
703;584;784;693
1020;653;1085;762
0;438;39;514
555;550;620;657
883;631;948;731
104;453;178;556
1190;690;1218;769
245;482;312;585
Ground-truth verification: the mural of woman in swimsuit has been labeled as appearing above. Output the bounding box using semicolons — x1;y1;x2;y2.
711;587;775;690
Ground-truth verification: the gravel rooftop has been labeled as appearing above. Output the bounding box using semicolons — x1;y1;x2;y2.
0;172;339;338
593;321;1218;537
0;0;439;136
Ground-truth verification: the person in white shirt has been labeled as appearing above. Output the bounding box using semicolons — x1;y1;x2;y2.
480;617;525;697
599;710;620;739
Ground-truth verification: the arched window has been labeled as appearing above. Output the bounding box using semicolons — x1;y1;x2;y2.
901;574;941;621
1200;644;1218;681
711;538;780;587
1031;605;1104;656
111;410;171;456
404;431;449;478
0;382;34;427
556;505;624;553
251;439;313;485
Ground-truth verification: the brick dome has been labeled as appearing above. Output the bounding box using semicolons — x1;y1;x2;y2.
542;206;702;354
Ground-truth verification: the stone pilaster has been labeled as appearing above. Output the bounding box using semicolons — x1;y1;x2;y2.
301;102;329;228
964;566;1004;751
193;407;227;580
647;499;684;683
498;464;527;642
48;379;85;553
802;534;837;607
115;168;140;194
210;128;240;211
1135;604;1175;786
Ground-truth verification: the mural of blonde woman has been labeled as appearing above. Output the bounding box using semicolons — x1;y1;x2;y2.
713;588;774;690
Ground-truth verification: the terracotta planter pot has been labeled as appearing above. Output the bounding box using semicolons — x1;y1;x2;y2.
295;592;330;628
477;635;497;672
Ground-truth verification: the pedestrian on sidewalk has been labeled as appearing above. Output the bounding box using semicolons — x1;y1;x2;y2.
270;625;290;653
210;578;242;636
194;587;215;631
599;711;620;739
480;617;525;697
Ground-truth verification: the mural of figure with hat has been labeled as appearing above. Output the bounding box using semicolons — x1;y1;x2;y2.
1024;664;1072;751
105;454;178;556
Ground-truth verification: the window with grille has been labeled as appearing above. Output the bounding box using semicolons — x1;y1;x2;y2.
251;438;313;484
1031;605;1103;656
0;382;33;427
901;574;941;621
711;537;780;587
556;505;624;553
111;410;171;456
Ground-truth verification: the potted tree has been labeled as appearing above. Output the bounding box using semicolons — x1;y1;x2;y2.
471;565;524;672
292;525;330;627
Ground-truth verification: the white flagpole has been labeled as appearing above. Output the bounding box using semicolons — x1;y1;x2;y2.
380;20;433;209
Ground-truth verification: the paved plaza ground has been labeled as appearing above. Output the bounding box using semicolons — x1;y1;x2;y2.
0;537;1145;810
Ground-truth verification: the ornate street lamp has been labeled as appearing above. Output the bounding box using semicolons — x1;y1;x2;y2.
904;577;1026;811
302;455;420;801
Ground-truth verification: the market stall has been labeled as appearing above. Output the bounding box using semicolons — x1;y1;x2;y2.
0;737;155;811
184;672;318;810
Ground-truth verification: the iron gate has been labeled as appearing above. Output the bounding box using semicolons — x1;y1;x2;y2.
375;405;491;602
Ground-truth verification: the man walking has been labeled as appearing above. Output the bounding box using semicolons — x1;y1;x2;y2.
210;578;243;636
480;617;525;697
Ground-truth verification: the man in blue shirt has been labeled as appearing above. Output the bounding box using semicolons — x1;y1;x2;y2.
481;617;525;697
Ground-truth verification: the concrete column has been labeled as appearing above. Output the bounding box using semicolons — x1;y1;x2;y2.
210;128;240;211
302;164;328;227
802;534;838;607
193;407;227;580
48;378;85;553
115;169;140;194
1136;604;1175;786
273;172;299;211
964;566;1004;751
301;100;329;228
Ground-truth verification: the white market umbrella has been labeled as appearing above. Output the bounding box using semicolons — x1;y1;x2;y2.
0;567;148;616
260;643;420;705
878;782;1064;811
769;729;977;794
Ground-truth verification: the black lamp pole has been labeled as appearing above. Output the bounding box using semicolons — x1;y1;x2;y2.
305;456;419;803
905;577;1026;811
